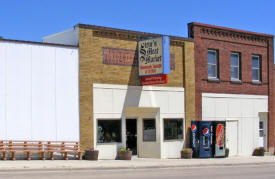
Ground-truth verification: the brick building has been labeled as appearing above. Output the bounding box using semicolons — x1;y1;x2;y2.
44;24;195;159
188;22;274;155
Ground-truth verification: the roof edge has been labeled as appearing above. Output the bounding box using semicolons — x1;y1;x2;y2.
0;38;78;48
75;23;194;42
188;22;274;38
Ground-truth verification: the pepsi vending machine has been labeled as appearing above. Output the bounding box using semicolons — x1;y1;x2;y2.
190;121;199;157
212;121;226;157
199;121;213;158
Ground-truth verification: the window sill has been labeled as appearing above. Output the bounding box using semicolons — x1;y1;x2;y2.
97;142;122;145
207;78;220;83
252;81;262;85
230;79;242;84
164;139;184;142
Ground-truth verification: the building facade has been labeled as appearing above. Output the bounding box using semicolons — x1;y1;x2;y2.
44;24;195;159
188;22;274;155
0;22;273;160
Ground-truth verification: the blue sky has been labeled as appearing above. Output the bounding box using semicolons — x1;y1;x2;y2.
0;0;274;44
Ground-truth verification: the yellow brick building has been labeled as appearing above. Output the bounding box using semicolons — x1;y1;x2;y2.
43;24;195;159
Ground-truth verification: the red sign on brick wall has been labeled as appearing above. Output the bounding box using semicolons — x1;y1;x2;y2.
141;74;168;85
102;47;175;70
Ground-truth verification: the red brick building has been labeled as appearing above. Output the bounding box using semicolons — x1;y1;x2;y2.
188;22;274;155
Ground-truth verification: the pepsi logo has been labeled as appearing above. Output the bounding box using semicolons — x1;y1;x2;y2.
191;125;197;132
203;128;210;136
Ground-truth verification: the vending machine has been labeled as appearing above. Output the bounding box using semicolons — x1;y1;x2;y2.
190;121;199;158
212;121;226;157
199;121;213;158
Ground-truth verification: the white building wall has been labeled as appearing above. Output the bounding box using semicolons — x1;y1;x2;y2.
202;93;268;156
93;83;185;159
0;41;79;141
43;28;79;46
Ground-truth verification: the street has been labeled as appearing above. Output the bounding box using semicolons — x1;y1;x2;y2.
1;163;275;179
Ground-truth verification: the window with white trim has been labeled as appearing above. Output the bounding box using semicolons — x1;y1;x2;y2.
164;119;183;140
252;55;261;82
97;119;121;143
207;50;218;79
230;53;241;81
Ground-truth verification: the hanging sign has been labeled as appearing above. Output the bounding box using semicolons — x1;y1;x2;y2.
138;36;170;76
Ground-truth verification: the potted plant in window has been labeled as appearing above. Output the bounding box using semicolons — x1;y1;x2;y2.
117;148;132;160
181;148;193;159
252;147;264;156
84;147;99;160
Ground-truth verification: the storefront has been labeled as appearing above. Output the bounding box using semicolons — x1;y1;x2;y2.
44;24;195;159
188;22;274;155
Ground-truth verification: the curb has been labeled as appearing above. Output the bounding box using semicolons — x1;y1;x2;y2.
0;161;275;172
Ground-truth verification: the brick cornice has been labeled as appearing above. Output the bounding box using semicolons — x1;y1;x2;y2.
77;24;191;46
200;27;268;44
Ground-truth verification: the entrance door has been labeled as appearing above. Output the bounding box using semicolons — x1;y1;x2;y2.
226;121;238;156
126;119;137;155
259;120;267;149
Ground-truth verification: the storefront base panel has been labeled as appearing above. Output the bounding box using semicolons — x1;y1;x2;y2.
202;93;268;156
92;83;186;159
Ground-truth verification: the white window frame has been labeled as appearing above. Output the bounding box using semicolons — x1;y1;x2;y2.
230;52;240;81
252;55;261;82
207;50;218;79
163;118;184;141
96;118;122;144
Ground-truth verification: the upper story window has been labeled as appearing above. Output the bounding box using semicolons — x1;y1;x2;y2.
252;55;261;82
230;53;241;81
207;50;218;79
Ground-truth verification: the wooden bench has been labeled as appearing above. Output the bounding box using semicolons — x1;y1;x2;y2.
0;140;81;160
0;140;45;160
44;141;81;160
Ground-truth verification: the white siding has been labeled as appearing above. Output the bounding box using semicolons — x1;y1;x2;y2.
93;84;185;159
0;41;79;141
202;93;268;156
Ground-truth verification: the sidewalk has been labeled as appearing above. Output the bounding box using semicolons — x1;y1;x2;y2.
1;156;275;171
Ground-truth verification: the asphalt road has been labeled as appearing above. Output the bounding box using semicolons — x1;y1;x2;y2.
1;163;275;179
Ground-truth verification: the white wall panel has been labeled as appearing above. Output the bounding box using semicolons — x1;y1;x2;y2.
139;91;153;107
113;89;127;113
202;93;268;156
215;98;227;118
31;46;56;140
6;43;32;140
168;92;185;114
55;48;79;141
154;91;169;114
94;88;113;114
0;41;79;141
0;43;6;139
240;98;254;117
228;98;242;118
93;84;185;159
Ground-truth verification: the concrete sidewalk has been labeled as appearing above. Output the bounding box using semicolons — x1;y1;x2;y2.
1;156;275;171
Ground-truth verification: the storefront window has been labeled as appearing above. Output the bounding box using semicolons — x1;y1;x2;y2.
97;119;121;143
143;119;156;141
164;119;183;140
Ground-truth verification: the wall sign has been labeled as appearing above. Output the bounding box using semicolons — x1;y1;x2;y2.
141;74;168;86
102;47;175;70
138;36;170;76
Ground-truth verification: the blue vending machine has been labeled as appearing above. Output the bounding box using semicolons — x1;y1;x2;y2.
190;121;199;158
199;121;213;158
